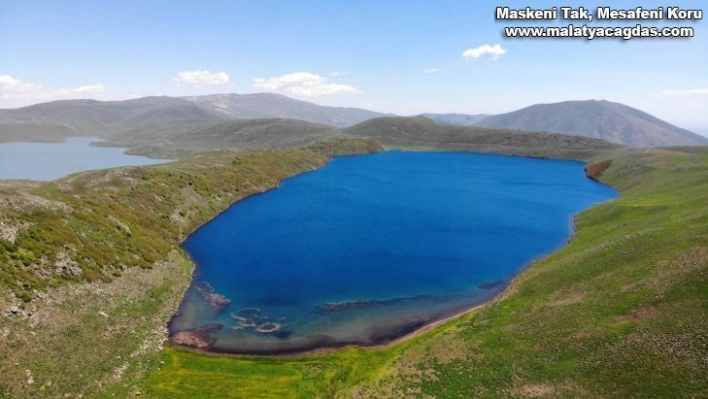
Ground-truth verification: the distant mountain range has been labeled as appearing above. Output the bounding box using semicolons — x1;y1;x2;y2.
0;93;383;143
183;93;385;127
473;100;708;147
0;97;222;143
0;95;705;149
420;113;491;126
691;128;708;138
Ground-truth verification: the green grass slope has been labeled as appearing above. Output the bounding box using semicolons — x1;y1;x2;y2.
101;118;346;158
354;147;707;398
0;136;383;398
138;147;707;398
420;113;491;126
346;116;623;160
1;139;705;398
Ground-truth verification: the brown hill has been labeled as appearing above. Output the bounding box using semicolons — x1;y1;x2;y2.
473;100;707;147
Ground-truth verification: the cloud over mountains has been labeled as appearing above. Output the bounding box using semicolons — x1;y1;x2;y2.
253;72;359;96
0;75;107;107
173;70;230;88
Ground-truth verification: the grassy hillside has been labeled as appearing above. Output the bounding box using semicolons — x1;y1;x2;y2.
346;116;624;160
100;118;346;158
420;113;491;126
0;136;383;398
107;115;623;160
138;147;707;398
1;138;705;398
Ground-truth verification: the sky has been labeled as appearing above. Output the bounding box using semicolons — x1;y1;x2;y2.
1;0;707;129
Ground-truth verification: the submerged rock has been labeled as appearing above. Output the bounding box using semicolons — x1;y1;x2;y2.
317;295;442;314
196;282;231;312
479;280;506;290
231;308;286;335
255;322;282;334
170;331;215;349
231;307;261;321
169;323;223;349
318;299;379;312
195;323;224;334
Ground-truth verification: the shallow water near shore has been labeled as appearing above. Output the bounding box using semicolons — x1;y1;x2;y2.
170;151;617;354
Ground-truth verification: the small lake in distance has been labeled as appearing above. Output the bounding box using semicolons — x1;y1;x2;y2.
0;137;167;181
170;151;617;355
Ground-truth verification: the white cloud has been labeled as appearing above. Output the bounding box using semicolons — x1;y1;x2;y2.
0;74;108;107
71;84;107;94
173;70;230;88
0;75;42;94
253;72;359;96
662;88;708;95
329;71;349;77
462;44;507;61
424;68;439;74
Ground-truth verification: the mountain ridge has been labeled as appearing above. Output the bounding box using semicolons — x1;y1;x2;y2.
1;96;704;148
0;96;225;142
420;113;490;126
0;93;383;143
182;92;384;127
473;99;707;147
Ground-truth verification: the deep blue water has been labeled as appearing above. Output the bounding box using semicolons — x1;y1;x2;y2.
170;151;617;354
0;137;167;181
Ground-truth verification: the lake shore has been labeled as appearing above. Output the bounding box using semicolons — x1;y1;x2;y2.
165;153;607;357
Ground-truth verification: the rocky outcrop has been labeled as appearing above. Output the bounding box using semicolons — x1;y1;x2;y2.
54;252;82;277
584;160;613;182
0;221;29;243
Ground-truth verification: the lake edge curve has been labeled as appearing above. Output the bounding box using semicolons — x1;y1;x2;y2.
167;151;618;356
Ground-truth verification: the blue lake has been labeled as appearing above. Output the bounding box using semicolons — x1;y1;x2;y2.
0;137;167;181
170;151;617;354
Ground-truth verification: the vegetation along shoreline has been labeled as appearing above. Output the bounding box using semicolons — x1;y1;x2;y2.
1;135;705;397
